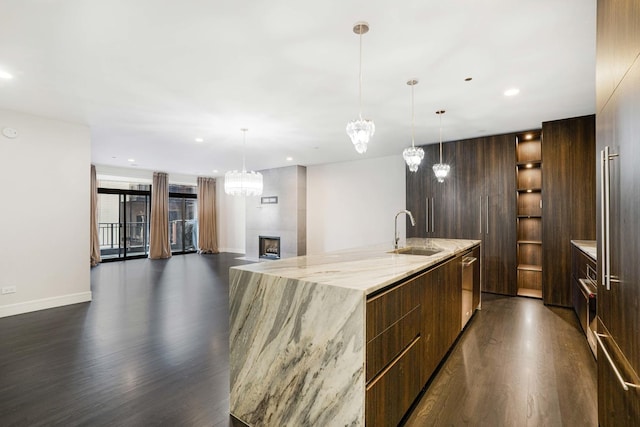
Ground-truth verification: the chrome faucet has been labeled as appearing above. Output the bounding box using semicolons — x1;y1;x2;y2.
395;210;416;249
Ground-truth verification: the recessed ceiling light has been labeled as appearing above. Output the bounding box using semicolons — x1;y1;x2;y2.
464;77;472;81
286;156;293;161
504;88;520;97
0;69;13;79
525;133;533;140
195;137;204;142
128;158;135;162
526;163;533;168
212;169;218;173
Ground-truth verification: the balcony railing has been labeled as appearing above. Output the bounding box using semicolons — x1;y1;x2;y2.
99;222;149;256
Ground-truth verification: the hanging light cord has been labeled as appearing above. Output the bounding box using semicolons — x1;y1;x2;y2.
439;112;443;163
411;84;415;148
358;28;363;119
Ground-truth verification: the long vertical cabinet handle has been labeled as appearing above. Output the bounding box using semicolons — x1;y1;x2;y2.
426;197;430;235
485;196;489;235
600;148;608;290
431;197;435;233
601;145;620;291
479;196;482;234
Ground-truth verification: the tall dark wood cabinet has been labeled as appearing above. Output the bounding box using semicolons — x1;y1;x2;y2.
482;134;517;296
596;0;640;424
453;134;517;296
406;135;516;296
541;115;596;307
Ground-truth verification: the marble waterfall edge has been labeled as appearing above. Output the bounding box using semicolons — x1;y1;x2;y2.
229;268;365;425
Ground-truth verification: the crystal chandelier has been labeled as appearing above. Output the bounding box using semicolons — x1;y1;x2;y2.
346;22;375;154
224;128;263;196
432;110;450;183
403;79;424;172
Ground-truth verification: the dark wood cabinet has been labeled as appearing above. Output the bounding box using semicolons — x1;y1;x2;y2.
406;143;457;238
406;136;516;296
455;134;517;296
483;134;517;296
596;0;640;424
366;273;423;427
541;115;595;307
453;138;484;239
366;248;476;426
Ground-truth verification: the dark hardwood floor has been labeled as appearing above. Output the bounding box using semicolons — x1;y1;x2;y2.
0;253;252;427
404;293;598;426
1;256;597;426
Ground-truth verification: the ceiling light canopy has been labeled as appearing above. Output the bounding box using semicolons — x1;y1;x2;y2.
346;21;375;154
402;79;424;172
224;128;263;197
432;110;450;183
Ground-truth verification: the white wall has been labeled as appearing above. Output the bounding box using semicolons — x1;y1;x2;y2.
307;155;407;254
217;179;246;253
0;109;91;317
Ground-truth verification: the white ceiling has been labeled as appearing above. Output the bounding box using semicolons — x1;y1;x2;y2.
0;0;596;177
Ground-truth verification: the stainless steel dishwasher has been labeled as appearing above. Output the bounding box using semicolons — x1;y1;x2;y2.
461;252;478;329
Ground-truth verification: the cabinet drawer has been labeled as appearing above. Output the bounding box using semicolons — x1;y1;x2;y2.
366;279;420;342
366;305;420;382
366;336;423;427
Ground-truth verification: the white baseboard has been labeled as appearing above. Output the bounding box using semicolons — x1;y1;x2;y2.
218;247;245;255
0;291;92;318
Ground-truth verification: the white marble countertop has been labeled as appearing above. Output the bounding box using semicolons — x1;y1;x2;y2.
571;240;597;261
232;238;481;295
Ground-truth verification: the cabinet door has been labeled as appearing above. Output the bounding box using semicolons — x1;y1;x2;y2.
423;143;457;238
419;268;438;383
483;134;517;295
406;150;428;238
454;138;484;239
429;256;461;365
542;116;595;307
596;57;640;426
596;0;640;112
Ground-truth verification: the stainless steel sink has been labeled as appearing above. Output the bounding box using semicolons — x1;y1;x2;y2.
389;247;442;256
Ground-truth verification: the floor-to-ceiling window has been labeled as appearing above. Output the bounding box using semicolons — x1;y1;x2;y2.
169;184;197;254
97;181;151;261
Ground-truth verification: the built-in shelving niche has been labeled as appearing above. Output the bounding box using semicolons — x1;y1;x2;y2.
516;130;543;299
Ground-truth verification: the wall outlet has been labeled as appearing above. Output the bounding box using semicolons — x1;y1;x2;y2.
1;286;16;295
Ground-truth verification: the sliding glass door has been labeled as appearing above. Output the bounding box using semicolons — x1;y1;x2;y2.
97;189;150;260
169;193;197;254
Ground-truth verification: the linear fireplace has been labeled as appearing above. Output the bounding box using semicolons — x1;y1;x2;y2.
259;236;281;260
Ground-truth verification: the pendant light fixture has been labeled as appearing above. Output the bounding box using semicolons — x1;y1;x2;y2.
224;128;263;196
402;79;424;172
346;21;375;154
432;110;450;183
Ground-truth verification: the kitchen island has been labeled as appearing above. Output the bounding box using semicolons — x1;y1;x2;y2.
229;238;480;426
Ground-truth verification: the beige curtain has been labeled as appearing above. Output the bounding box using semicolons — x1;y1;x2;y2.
150;172;172;259
197;177;219;254
90;165;101;267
